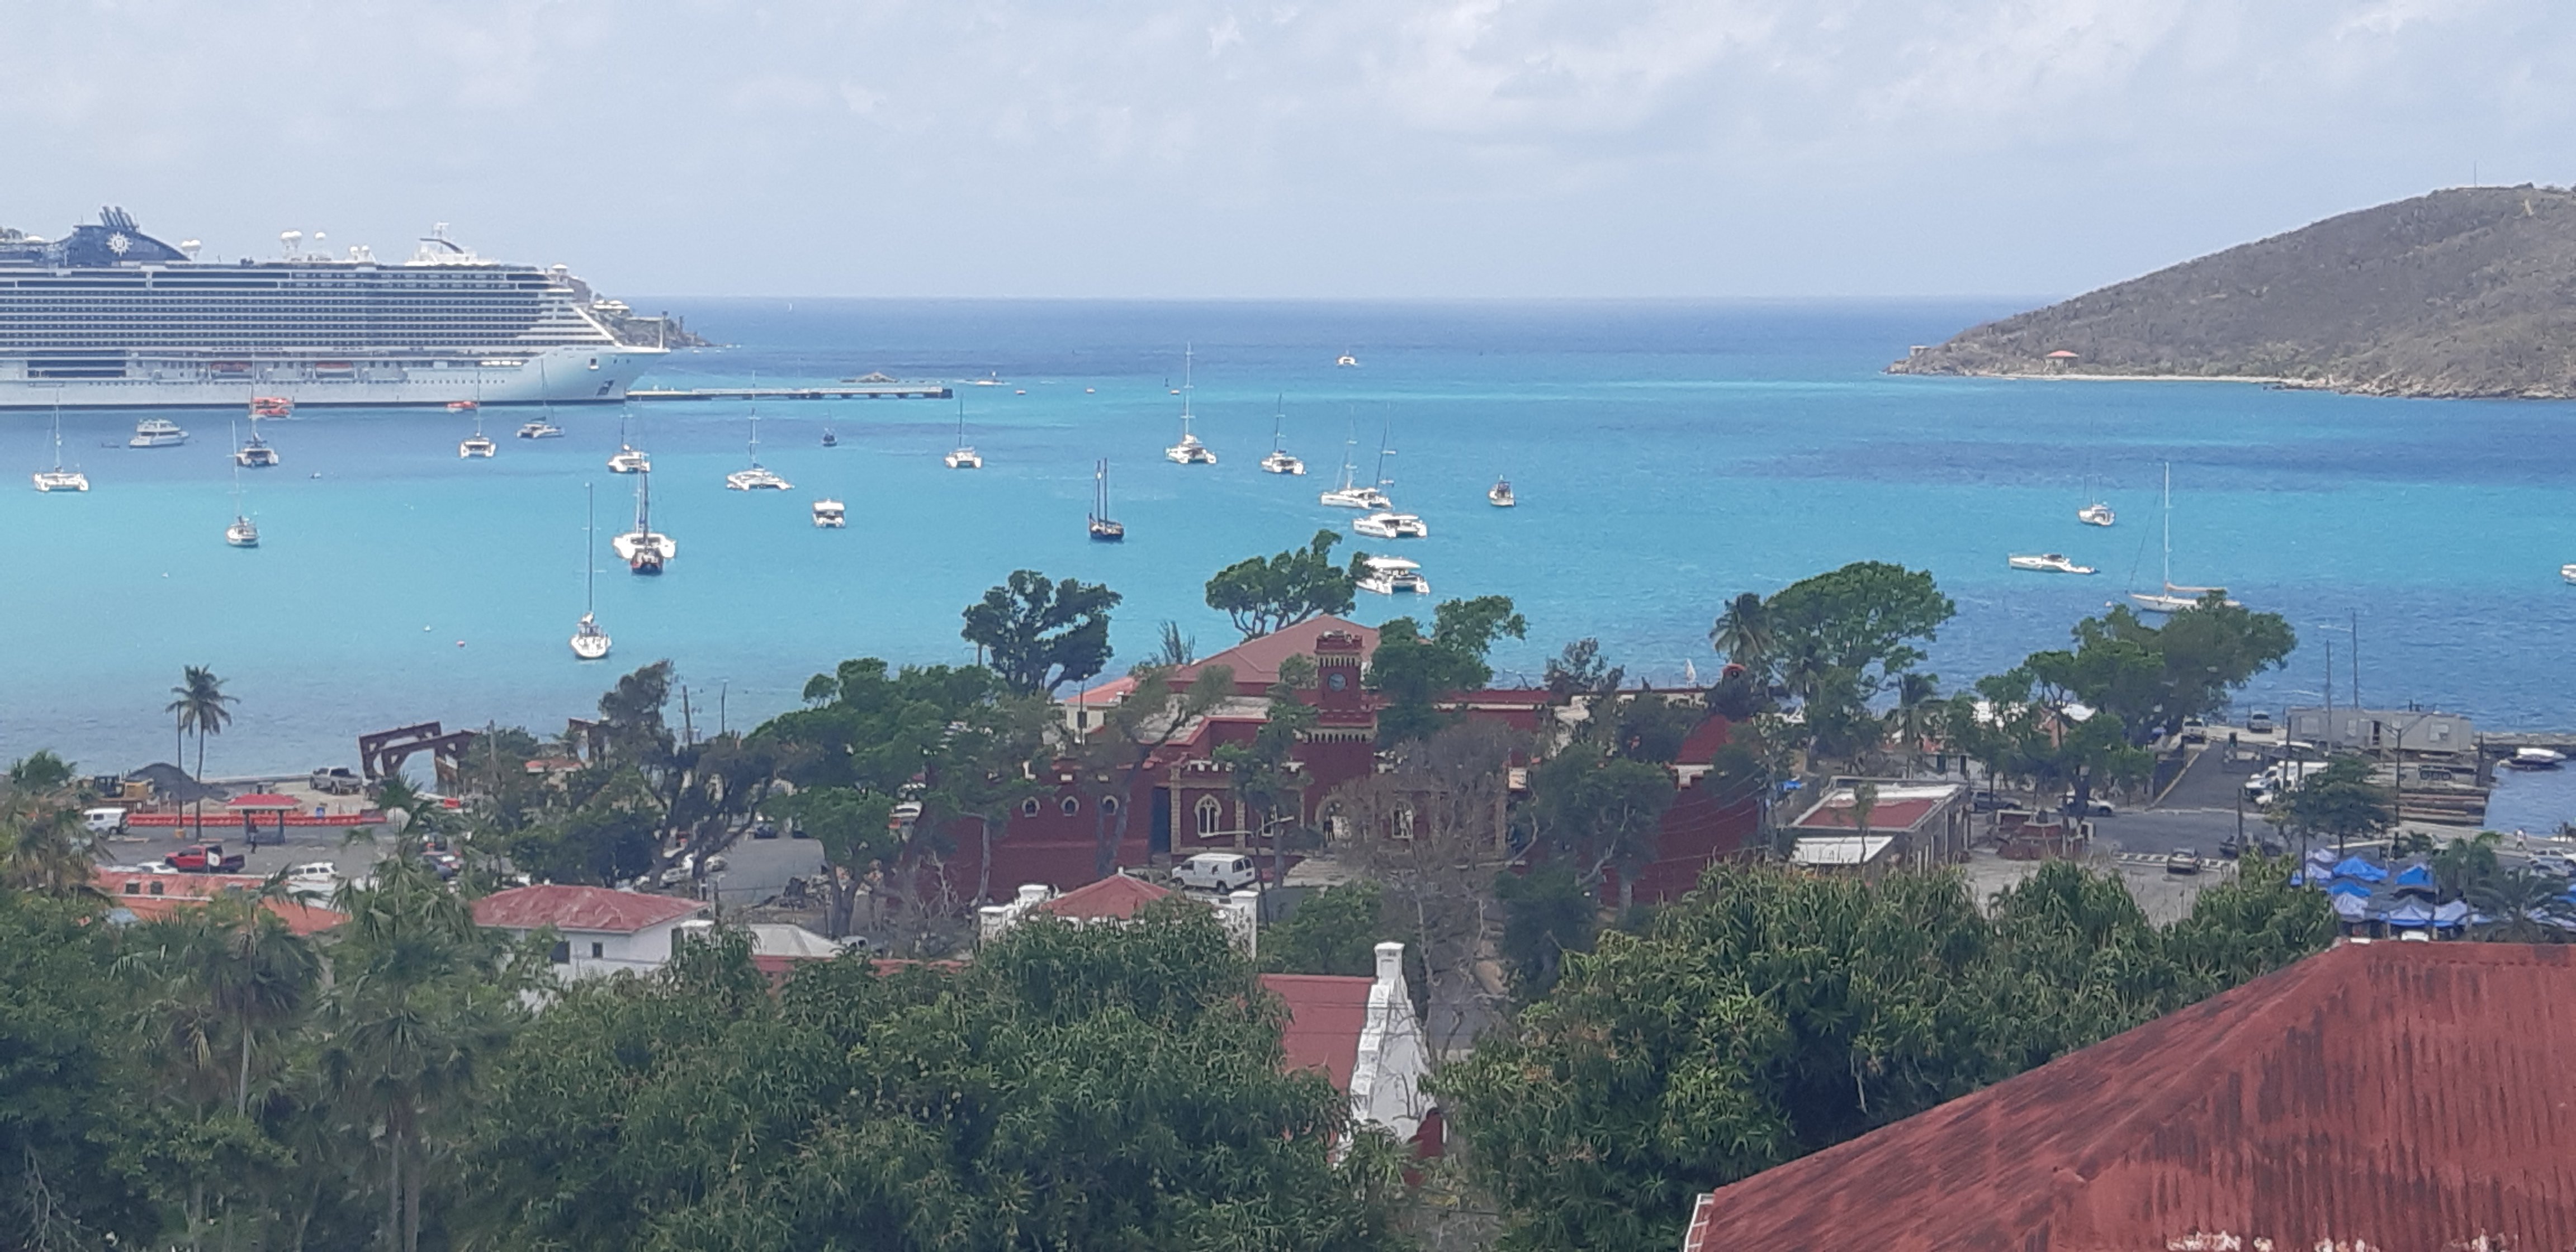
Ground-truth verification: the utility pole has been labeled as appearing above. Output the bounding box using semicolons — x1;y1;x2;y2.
2350;610;2361;712
680;685;695;747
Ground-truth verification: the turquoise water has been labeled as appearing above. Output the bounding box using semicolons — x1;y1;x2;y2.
8;298;2576;781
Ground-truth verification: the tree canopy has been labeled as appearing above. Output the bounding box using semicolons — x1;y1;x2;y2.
960;570;1121;695
1365;595;1527;744
1205;529;1363;639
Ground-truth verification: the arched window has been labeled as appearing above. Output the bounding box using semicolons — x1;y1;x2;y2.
1394;804;1417;841
1101;796;1120;815
1195;794;1224;836
1061;796;1081;817
1020;798;1041;818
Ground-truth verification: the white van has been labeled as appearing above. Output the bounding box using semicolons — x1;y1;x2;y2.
1173;852;1260;893
82;808;128;834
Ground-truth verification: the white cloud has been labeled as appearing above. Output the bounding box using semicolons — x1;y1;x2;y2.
2;0;2571;296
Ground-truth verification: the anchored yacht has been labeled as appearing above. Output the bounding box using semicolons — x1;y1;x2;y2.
811;499;846;528
2007;553;2095;575
1088;459;1124;542
1164;346;1216;464
724;412;790;490
1357;556;1429;596
1260;398;1305;475
1353;510;1427;539
129;418;188;448
233;414;279;467
1489;478;1515;508
944;398;982;468
516;418;563;439
2078;502;2116;527
611;470;675;573
571;484;611;660
32;403;86;491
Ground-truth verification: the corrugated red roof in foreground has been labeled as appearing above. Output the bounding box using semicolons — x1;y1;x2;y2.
1681;942;2576;1252
1259;973;1372;1092
471;885;704;935
1035;874;1171;921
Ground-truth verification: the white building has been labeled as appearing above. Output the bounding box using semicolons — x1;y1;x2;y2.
471;884;707;980
1262;942;1437;1146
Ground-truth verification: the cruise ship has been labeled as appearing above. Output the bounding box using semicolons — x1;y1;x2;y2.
0;207;665;409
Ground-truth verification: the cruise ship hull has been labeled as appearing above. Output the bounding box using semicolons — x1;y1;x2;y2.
0;345;665;410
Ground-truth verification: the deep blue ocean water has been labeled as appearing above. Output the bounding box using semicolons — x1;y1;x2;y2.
9;299;2576;809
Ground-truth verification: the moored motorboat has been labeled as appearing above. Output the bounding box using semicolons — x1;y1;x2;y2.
1353;510;1428;539
517;419;563;439
812;499;846;528
2007;553;2096;575
2561;562;2576;585
1489;478;1515;507
252;396;294;419
2504;746;2567;771
2079;501;2116;527
129;418;189;448
608;445;650;473
1357;555;1429;595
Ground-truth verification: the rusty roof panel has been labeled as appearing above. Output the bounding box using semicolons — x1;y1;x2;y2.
1680;942;2576;1252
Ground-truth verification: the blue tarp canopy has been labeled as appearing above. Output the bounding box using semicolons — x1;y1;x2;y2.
2326;881;2374;898
2334;856;2390;883
2434;900;2471;927
2394;864;2435;889
2331;895;2370;921
2384;899;2437;928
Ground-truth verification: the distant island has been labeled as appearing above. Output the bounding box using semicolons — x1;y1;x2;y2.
1889;186;2576;399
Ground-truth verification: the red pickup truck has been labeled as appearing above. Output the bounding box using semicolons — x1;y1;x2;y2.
165;843;247;874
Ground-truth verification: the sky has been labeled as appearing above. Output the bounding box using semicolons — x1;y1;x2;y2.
5;0;2573;298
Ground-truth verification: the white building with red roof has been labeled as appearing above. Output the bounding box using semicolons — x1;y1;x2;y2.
1260;942;1435;1147
471;884;707;980
977;875;1259;953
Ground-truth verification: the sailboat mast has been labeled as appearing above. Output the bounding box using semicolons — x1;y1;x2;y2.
2161;462;2173;591
585;482;598;613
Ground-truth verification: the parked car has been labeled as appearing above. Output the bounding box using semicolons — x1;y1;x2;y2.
310;766;365;796
166;843;246;874
2180;718;2209;744
1172;852;1261;893
2073;798;2116;817
2165;848;2203;876
82;807;129;834
750;821;779;840
2244;710;2275;734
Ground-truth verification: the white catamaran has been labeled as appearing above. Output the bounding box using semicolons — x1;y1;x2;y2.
2129;463;2238;613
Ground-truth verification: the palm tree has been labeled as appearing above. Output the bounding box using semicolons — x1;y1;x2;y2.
1886;672;1944;774
2466;868;2575;943
1708;592;1775;678
168;666;238;838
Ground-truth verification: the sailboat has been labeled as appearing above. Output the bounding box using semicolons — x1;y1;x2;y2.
612;468;676;574
32;399;87;492
1088;459;1125;542
519;359;563;438
725;410;791;490
607;407;649;473
2078;472;2115;527
1489;477;1516;507
821;423;839;448
571;483;612;659
1164;345;1216;464
945;397;983;469
225;462;259;548
1318;420;1390;509
457;407;496;458
235;411;280;468
2129;462;2238;612
1259;396;1305;475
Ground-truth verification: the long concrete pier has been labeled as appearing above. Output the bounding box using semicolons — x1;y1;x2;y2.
629;380;952;402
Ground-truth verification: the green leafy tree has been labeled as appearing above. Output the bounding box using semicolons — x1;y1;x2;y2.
2056;602;2297;744
1494;867;1599;998
1765;561;1954;691
960;570;1121;695
1526;750;1677;910
0;890;159;1247
2279;755;2391;853
1261;879;1391;976
1543;637;1626;701
1204;528;1363;639
1366;595;1527;746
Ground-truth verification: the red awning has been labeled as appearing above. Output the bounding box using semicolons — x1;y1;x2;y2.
226;793;301;809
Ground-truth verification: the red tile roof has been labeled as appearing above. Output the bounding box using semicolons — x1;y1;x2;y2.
1073;615;1380;704
1035;874;1171;921
110;892;348;936
1680;942;2576;1252
1259;973;1373;1092
1791;795;1941;832
471;885;705;935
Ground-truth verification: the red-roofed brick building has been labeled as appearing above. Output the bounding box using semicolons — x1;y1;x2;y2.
1678;941;2576;1252
943;617;1756;907
471;884;705;980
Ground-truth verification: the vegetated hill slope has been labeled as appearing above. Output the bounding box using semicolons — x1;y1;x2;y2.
1889;186;2576;399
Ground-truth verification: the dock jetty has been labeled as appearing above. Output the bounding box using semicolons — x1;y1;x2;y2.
630;372;950;402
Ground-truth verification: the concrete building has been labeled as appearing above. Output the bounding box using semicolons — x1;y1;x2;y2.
1785;781;1971;875
1261;942;1438;1147
471;884;705;980
2285;706;2476;756
976;875;1260;955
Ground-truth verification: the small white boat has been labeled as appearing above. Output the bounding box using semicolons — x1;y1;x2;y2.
1261;398;1305;475
2506;746;2568;770
226;516;259;548
2007;553;2095;575
1088;459;1124;542
572;484;611;659
1489;478;1516;508
1336;353;1359;368
726;411;791;489
458;410;496;458
1356;555;1429;595
234;417;280;468
970;372;1006;387
517;419;564;439
2561;562;2576;585
812;499;846;528
33;404;86;492
608;446;650;474
2078;502;2115;527
2129;464;2238;611
129;418;190;448
1164;346;1216;464
612;471;675;574
1353;510;1427;539
945;398;982;468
